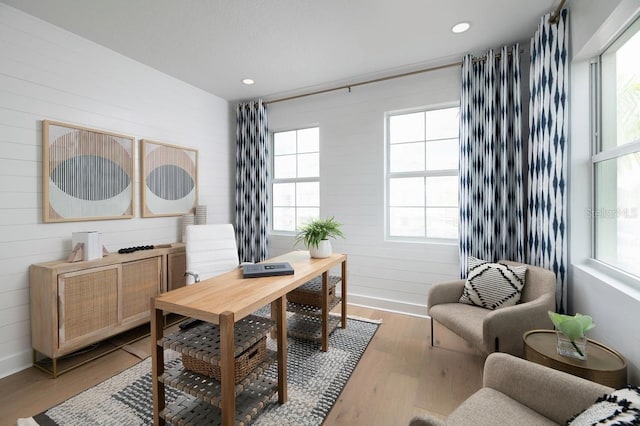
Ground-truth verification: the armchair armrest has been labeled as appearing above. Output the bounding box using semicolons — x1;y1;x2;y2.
482;293;555;356
426;280;466;311
483;353;612;424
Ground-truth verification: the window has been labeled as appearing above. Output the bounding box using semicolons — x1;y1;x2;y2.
385;106;459;240
592;17;640;278
271;127;320;232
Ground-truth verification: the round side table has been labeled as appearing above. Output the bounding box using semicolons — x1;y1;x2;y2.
523;329;627;388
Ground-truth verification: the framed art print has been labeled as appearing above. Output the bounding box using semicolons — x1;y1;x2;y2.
42;120;135;223
140;139;198;217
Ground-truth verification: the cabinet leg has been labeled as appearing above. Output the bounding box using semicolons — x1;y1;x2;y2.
341;260;347;329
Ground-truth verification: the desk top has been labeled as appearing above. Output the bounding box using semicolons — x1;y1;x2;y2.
523;329;627;372
153;251;346;324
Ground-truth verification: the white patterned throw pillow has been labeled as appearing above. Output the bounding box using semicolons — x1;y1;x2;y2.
567;394;640;425
459;256;527;310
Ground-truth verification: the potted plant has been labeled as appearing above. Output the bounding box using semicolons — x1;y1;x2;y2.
295;216;345;258
548;311;596;360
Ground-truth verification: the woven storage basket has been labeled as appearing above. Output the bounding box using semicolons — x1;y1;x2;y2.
182;336;267;383
288;275;340;307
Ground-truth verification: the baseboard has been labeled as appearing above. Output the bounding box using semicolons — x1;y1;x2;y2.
0;349;32;379
345;293;428;318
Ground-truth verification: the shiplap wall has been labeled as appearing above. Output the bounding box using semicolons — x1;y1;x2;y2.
267;66;461;316
0;4;232;378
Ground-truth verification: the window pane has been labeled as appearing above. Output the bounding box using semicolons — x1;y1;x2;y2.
296;182;319;207
425;107;459;140
274;155;296;179
297;153;319;178
297;208;319;229
595;153;640;277
601;18;640;149
390;177;424;206
386;106;459;241
426;138;458;170
273;207;295;232
426;208;459;239
390;142;425;172
273;183;295;206
390;112;425;144
426;176;458;207
298;127;319;153
390;207;425;237
274;131;296;155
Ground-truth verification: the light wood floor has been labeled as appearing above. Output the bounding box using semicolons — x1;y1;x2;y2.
0;305;485;426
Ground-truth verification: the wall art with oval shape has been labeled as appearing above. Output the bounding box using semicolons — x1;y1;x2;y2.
140;139;198;218
42;120;136;222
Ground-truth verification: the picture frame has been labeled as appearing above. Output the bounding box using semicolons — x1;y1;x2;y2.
140;139;198;217
42;120;135;223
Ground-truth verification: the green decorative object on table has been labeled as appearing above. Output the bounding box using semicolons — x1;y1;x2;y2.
548;311;596;360
295;216;345;258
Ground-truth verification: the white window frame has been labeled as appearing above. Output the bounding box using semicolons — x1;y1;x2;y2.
384;103;460;243
590;16;640;284
270;126;320;235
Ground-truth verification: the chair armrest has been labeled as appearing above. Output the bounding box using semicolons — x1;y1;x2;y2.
427;280;466;311
482;294;555;356
483;353;612;424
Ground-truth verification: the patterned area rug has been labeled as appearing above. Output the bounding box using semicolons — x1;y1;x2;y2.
23;316;380;426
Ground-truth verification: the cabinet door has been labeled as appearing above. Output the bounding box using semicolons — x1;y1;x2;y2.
167;252;186;291
122;256;162;323
58;265;120;349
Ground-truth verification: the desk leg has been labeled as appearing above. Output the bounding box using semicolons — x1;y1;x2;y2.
341;260;347;329
273;296;288;403
321;271;329;352
220;311;235;426
151;301;165;426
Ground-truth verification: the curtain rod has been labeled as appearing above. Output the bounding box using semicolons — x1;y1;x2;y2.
549;0;567;24
265;49;522;105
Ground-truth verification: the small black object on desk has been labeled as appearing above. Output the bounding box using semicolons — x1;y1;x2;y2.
242;262;294;278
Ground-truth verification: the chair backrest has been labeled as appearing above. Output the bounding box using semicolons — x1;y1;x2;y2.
499;260;556;303
185;224;240;284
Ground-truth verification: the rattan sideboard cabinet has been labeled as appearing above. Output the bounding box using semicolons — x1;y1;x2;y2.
30;244;185;376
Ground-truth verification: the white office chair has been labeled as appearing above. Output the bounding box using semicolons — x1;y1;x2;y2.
184;224;240;284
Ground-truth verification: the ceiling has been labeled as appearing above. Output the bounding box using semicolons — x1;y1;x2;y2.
2;0;559;102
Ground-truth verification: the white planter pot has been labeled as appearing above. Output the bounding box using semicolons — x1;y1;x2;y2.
309;239;332;258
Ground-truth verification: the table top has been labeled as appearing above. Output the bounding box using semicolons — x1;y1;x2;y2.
153;251;346;324
523;329;627;372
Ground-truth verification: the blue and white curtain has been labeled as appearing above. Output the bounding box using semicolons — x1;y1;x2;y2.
528;9;569;313
235;99;269;263
459;45;525;277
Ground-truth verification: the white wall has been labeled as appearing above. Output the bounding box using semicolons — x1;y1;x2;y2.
568;0;640;384
0;4;233;378
267;66;462;316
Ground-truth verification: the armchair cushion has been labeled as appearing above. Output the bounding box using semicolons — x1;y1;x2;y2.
459;256;527;310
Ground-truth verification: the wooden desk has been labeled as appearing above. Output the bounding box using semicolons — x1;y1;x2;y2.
523;329;627;388
151;251;347;425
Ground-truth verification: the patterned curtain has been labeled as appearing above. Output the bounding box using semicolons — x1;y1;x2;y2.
235;99;269;263
459;45;525;278
528;9;569;313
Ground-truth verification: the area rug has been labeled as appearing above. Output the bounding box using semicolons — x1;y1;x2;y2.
22;315;380;426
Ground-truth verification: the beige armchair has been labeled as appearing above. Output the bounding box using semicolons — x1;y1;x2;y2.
410;353;612;426
427;260;556;357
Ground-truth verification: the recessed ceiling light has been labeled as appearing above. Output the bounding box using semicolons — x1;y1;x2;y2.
452;22;471;33
242;78;255;85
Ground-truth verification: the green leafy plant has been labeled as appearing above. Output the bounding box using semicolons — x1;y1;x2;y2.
548;311;596;357
294;216;345;249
